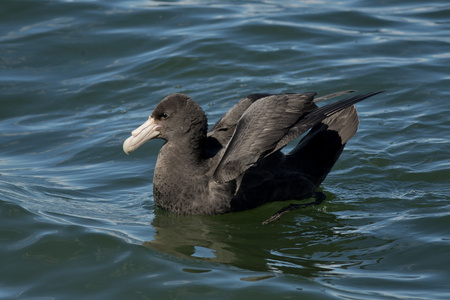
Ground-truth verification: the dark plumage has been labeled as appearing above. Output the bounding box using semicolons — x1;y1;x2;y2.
123;91;383;223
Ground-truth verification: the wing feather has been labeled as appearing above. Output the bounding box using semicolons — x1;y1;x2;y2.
213;91;383;183
213;93;316;183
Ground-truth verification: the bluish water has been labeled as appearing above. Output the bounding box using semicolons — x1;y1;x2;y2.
1;0;449;299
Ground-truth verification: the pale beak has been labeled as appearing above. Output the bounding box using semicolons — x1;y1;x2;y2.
123;117;161;154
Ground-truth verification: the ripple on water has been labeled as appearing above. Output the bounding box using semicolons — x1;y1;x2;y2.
1;0;450;299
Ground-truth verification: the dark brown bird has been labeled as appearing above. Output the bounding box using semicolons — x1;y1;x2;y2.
123;91;383;223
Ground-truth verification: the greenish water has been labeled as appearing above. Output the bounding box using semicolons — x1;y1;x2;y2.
1;0;449;299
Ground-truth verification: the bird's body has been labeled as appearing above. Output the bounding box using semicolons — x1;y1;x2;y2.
123;91;382;222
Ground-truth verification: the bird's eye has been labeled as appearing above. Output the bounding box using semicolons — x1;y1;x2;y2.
161;113;169;119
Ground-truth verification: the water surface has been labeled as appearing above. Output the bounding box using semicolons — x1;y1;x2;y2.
1;0;449;299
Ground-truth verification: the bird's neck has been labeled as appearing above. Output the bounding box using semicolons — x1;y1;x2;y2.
159;136;207;168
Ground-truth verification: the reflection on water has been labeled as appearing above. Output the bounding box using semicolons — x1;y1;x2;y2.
145;203;390;278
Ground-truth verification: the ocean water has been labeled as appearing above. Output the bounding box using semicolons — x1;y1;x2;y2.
1;0;449;299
